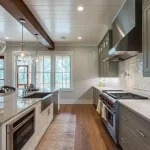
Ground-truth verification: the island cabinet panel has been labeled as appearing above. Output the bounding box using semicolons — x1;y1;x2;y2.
53;91;59;118
0;100;54;150
119;103;150;150
143;1;150;76
38;102;54;138
98;30;118;77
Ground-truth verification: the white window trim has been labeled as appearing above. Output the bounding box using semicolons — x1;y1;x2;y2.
13;50;73;91
52;51;73;91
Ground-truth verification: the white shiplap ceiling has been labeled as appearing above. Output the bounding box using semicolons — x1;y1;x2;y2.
24;0;125;46
0;6;36;42
0;0;125;46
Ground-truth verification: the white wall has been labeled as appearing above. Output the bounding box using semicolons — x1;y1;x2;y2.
55;46;98;104
2;44;98;104
119;53;150;97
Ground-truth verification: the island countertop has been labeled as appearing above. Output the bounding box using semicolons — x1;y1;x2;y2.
0;88;59;125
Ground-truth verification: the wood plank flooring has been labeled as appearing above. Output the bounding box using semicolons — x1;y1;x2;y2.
59;104;122;150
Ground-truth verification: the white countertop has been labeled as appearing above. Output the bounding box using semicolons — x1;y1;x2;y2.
92;85;122;92
93;85;150;122
118;99;150;123
0;88;59;124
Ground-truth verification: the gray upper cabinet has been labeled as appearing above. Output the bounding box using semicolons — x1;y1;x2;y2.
98;30;118;77
143;1;150;76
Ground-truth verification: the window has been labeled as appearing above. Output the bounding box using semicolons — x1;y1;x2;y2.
0;56;4;87
16;56;31;89
36;56;51;90
54;55;71;89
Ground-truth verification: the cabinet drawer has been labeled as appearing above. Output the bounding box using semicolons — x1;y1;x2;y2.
119;104;150;148
119;120;150;150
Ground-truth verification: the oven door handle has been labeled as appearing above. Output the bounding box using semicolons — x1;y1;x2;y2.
105;105;115;115
8;113;35;134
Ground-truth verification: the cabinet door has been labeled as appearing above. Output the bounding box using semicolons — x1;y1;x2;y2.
38;110;47;137
46;103;53;125
119;120;150;150
143;4;150;76
143;0;150;8
93;87;96;106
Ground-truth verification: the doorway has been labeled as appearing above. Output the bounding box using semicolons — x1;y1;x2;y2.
17;65;29;88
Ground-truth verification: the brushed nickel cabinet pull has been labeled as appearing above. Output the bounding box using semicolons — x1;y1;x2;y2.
122;138;129;144
121;116;127;121
136;129;146;137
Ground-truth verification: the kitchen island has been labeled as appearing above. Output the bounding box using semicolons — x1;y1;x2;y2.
0;89;59;150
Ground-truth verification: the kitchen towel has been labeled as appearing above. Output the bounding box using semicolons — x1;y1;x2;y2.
101;103;106;120
96;99;101;114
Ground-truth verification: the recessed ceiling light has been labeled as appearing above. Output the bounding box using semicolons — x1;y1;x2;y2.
78;37;82;40
5;37;9;39
60;36;66;40
77;6;84;11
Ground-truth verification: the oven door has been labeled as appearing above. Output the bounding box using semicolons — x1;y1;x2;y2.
106;107;115;128
104;106;117;143
7;109;35;150
105;106;115;128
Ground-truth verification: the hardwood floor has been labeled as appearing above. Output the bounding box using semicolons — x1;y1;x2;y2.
59;104;122;150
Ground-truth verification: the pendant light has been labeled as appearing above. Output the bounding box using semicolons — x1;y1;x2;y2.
13;19;30;63
0;40;6;53
31;34;41;66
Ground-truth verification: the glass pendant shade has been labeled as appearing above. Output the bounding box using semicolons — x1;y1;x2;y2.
14;19;31;63
31;34;40;66
0;40;6;53
31;56;41;66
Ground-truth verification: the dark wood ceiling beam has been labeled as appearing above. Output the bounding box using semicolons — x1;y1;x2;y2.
0;0;54;50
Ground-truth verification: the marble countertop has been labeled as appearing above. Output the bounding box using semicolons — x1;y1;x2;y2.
93;85;150;122
118;100;150;123
0;88;59;125
92;85;122;92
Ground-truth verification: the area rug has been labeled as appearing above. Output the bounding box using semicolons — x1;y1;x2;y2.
36;113;76;150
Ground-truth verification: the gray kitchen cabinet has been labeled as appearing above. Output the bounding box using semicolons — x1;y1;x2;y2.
93;87;99;107
119;103;150;150
143;1;150;76
143;0;150;8
98;30;118;77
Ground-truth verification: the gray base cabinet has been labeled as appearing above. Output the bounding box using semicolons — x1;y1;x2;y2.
119;103;150;150
93;87;99;107
143;0;150;76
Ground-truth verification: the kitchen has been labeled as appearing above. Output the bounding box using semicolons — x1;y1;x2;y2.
0;0;150;150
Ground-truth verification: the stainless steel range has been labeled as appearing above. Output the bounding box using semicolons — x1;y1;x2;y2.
99;90;148;144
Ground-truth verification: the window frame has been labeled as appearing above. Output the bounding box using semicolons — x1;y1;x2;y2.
17;65;29;88
53;51;73;91
0;56;4;87
35;55;52;90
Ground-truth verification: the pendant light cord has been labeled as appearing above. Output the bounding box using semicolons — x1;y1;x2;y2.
21;20;24;52
35;34;39;57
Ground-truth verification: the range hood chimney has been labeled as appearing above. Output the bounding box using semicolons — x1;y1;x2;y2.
106;0;142;61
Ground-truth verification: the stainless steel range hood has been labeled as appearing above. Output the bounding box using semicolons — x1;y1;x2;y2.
106;0;142;61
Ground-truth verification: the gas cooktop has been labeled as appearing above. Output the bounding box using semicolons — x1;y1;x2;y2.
102;90;148;100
